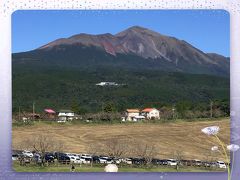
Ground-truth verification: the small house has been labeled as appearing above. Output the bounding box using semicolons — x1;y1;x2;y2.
125;109;141;121
58;110;75;122
44;108;56;119
141;108;160;120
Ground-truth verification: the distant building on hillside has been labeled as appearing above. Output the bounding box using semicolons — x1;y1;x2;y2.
96;82;126;87
44;108;56;119
122;107;160;122
96;82;118;86
58;109;75;122
141;108;160;120
123;109;145;122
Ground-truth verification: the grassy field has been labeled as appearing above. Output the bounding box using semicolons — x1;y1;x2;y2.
12;161;225;172
12;118;230;161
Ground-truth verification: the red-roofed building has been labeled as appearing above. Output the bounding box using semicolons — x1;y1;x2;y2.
141;108;160;120
44;108;56;119
45;109;56;114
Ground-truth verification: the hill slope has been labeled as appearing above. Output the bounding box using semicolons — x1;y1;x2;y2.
12;67;229;113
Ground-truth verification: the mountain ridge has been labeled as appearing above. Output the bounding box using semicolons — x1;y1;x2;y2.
14;26;229;76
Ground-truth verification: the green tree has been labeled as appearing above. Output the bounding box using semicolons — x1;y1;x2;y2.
103;102;116;113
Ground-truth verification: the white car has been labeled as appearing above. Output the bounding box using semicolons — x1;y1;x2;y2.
113;158;122;164
123;158;132;165
80;157;91;164
22;150;33;158
73;157;82;164
99;157;109;164
194;159;202;166
106;158;114;164
12;154;19;161
167;159;177;166
217;161;227;169
68;156;81;164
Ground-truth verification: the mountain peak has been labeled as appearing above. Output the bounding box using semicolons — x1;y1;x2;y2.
127;25;149;31
35;26;229;76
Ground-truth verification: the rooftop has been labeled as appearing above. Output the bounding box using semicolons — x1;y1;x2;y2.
142;108;157;113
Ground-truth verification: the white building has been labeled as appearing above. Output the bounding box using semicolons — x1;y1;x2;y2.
58;110;75;122
96;82;118;86
125;109;141;121
123;109;145;122
141;108;160;120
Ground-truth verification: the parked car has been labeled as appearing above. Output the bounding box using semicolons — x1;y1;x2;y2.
123;158;133;165
45;153;55;163
193;159;202;166
159;159;169;166
216;161;227;169
84;157;92;164
67;155;80;164
99;157;109;164
22;150;33;158
12;154;19;161
92;156;100;163
167;159;177;166
58;155;71;164
113;158;122;164
210;162;217;168
132;158;145;165
70;156;82;164
151;159;162;165
79;157;91;164
106;158;114;164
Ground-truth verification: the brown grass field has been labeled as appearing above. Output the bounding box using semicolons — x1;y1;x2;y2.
12;118;230;161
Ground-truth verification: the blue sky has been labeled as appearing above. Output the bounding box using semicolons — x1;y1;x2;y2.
12;10;230;57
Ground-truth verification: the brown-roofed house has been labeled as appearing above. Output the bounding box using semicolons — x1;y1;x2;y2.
125;109;140;121
141;108;160;120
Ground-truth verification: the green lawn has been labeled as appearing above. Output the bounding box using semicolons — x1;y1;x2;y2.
12;162;225;172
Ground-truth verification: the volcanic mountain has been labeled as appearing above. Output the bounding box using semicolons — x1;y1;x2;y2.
13;26;229;76
12;26;230;112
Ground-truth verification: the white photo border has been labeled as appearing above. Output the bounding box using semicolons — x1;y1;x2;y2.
0;0;240;179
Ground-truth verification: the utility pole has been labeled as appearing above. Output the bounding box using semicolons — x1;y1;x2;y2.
32;102;35;120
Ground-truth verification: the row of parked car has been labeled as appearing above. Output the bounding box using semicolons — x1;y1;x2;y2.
151;159;227;169
12;150;227;169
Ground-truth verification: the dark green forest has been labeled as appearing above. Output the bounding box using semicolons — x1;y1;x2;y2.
12;67;229;117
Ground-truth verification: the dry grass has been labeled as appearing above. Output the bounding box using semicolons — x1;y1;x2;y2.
12;118;230;161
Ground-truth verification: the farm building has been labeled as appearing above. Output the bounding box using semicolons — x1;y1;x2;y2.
141;108;160;120
44;108;56;119
123;108;160;122
124;109;143;121
58;110;75;122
